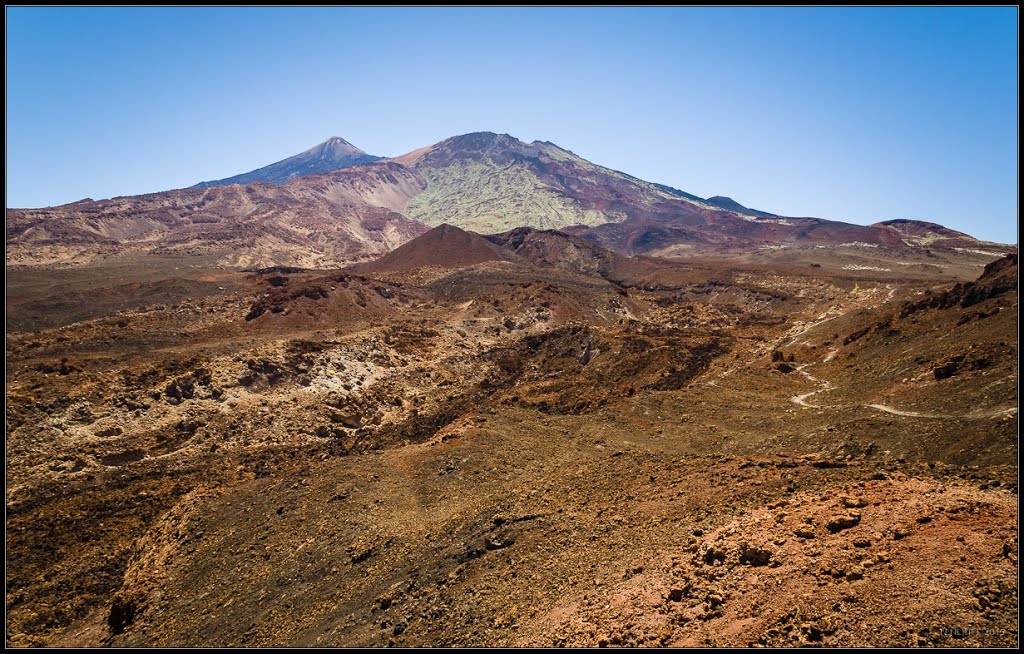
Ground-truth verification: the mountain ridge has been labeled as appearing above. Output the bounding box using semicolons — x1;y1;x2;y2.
7;131;1014;273
191;136;381;189
7;161;426;268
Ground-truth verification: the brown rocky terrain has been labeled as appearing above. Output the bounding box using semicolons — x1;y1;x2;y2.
5;216;1017;648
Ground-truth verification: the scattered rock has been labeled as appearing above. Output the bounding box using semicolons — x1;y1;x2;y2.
827;512;861;533
738;542;773;567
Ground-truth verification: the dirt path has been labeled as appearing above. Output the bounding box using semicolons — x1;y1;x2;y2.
882;283;897;304
790;364;831;408
782;283;895;349
793;374;1014;422
866;404;944;418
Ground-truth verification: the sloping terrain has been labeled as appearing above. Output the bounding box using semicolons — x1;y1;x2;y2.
9;132;1012;274
875;219;986;249
5;231;1016;647
794;254;1018;431
484;226;636;279
6;162;427;268
400;132;670;232
400;133;1013;262
354;224;526;274
192;136;380;188
703;195;775;217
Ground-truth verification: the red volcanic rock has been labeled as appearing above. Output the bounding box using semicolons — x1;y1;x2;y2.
355;224;527;273
6;162;428;268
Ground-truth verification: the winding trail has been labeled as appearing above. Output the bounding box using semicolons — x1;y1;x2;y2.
789;356;835;409
882;283;897;304
770;281;1011;423
790;361;1015;421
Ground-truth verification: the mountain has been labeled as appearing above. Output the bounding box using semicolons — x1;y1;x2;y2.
872;219;982;248
395;132;687;233
484;226;623;276
7;162;426;268
191;136;381;188
394;132;1009;259
7;131;1012;272
354;223;525;273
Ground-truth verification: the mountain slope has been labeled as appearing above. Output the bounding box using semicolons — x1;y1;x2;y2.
8;131;1012;272
7;162;427;268
796;253;1017;425
703;195;775;217
192;137;381;188
355;224;526;273
395;132;1010;260
872;219;985;249
398;132;687;233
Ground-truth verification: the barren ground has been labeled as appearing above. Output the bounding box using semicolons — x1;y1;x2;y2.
5;248;1017;647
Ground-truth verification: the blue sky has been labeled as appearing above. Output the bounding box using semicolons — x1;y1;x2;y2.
6;7;1018;243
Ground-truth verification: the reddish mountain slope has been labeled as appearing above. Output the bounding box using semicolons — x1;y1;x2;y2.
7;132;1012;271
7;162;427;268
354;224;527;273
398;132;1006;257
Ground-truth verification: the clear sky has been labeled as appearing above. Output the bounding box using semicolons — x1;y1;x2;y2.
6;6;1018;243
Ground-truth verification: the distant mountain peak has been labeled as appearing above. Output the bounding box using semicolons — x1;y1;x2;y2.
192;136;380;189
408;132;573;172
437;131;525;150
318;136;361;151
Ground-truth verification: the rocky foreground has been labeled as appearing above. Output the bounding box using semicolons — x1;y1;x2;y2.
5;231;1017;647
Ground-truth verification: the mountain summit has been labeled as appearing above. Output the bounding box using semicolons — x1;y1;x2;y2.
8;130;1011;271
192;136;380;188
395;131;683;234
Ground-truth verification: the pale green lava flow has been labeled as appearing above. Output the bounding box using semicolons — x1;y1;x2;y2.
405;158;610;233
404;137;698;234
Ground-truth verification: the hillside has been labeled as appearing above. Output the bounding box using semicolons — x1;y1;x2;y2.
399;132;678;233
354;224;526;273
7;162;426;268
399;133;1010;261
7;132;1014;277
6;240;1016;648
